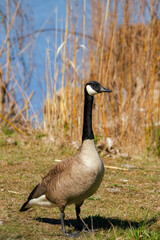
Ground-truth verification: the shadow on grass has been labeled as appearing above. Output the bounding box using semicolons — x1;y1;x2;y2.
36;215;158;231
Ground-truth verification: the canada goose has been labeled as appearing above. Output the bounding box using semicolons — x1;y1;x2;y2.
20;81;112;237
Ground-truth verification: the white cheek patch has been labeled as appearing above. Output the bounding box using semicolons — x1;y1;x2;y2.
27;195;55;208
86;85;97;96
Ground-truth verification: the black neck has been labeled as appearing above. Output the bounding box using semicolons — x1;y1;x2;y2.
82;89;94;142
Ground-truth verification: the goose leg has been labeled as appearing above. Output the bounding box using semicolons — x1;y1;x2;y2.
75;202;83;230
60;211;79;238
60;211;66;234
76;206;81;222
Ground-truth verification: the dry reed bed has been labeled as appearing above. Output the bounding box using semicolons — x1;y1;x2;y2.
43;0;160;151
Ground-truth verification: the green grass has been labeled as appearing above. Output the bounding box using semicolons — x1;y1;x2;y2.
0;131;160;239
2;124;14;136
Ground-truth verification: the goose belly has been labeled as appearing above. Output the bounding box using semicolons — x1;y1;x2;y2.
74;141;105;203
67;163;104;205
75;171;104;204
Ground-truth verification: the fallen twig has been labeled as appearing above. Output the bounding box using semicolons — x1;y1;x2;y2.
104;165;130;171
1;189;22;194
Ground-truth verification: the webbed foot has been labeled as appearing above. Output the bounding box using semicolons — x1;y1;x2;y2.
64;231;80;238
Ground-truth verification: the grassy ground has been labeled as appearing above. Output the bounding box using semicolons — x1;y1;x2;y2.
0;131;160;240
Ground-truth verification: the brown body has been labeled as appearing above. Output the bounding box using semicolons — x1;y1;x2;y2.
24;139;104;211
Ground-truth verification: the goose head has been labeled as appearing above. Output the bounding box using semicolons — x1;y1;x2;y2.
86;81;112;96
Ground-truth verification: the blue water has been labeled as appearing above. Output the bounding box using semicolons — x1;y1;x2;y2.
26;0;91;124
27;0;67;123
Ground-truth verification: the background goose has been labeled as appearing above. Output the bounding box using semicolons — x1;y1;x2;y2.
20;81;112;237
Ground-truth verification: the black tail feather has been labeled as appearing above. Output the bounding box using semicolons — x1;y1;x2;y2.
27;184;39;201
20;183;44;212
19;201;30;212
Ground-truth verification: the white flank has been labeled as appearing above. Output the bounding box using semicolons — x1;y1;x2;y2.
27;195;55;208
86;85;97;96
